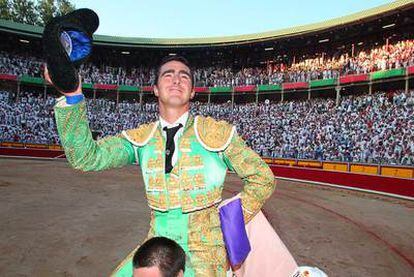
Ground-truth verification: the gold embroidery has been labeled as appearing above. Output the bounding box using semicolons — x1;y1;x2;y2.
147;211;156;239
206;187;222;204
168;174;180;191
147;173;165;191
179;153;191;166
150;193;167;210
158;193;168;209
149;131;164;150
180;154;204;171
180;172;194;191
224;134;275;223
168;191;181;208
192;174;206;190
195;116;234;151
181;192;194;211
147;194;160;210
195;194;206;207
188;206;227;276
147;154;163;169
193;155;202;164
179;136;192;149
170;163;180;176
124;122;157;145
143;116;230;213
179;186;222;213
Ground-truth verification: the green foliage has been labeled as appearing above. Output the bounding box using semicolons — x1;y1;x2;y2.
55;0;75;17
11;0;40;25
38;0;56;25
0;0;76;26
0;0;12;20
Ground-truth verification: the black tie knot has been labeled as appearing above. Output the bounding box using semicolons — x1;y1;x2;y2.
163;123;183;137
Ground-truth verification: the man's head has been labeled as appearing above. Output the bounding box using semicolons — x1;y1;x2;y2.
155;56;194;88
133;237;185;277
154;56;195;111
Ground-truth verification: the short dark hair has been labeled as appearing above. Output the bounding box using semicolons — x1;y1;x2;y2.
133;237;186;277
155;55;194;88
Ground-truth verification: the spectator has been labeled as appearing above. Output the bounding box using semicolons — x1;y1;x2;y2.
1;38;413;165
1;39;413;87
1;89;412;165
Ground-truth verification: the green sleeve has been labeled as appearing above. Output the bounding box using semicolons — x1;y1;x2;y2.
223;134;276;223
54;99;136;172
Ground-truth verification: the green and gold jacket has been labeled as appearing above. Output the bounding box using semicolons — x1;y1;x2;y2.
54;98;275;222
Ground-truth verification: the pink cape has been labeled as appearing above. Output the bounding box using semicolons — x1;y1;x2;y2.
234;211;298;276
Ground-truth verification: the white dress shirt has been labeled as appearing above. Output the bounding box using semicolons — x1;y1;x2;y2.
159;111;189;167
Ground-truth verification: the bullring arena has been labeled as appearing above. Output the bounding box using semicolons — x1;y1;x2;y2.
1;0;414;276
0;157;413;276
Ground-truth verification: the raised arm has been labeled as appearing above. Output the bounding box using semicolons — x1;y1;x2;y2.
45;65;136;172
54;99;136;171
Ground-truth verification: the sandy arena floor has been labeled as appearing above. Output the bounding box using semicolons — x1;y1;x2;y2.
0;157;413;276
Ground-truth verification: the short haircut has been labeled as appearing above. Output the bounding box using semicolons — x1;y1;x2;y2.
133;237;186;277
155;55;194;88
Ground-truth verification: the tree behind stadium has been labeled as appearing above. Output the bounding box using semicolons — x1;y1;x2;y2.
0;0;75;26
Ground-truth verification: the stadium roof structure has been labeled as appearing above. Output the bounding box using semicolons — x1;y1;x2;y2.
0;0;413;48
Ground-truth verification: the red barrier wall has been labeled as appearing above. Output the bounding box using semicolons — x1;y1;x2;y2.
94;84;118;90
339;74;369;84
271;165;414;198
282;82;308;90
194;87;209;93
2;147;413;199
0;73;18;81
0;147;65;159
234;85;256;92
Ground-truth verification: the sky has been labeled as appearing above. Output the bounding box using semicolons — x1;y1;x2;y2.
70;0;395;38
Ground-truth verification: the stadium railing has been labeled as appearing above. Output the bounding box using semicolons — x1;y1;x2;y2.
264;157;414;179
1;141;412;179
1;66;413;94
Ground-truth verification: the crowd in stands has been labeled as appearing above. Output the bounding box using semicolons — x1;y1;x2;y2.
1;37;413;165
1;39;413;87
192;90;414;165
79;64;156;87
0;91;59;144
0;52;42;77
1;89;413;165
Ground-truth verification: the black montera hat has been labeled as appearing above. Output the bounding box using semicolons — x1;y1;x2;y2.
42;9;99;93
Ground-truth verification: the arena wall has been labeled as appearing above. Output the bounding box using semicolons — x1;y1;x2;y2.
271;165;414;200
1;146;412;200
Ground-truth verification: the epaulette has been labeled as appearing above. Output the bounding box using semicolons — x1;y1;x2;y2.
122;121;159;147
194;116;236;152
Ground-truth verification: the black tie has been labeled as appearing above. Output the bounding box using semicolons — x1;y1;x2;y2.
163;124;183;173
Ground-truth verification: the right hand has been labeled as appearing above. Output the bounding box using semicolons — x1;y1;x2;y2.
43;64;82;96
